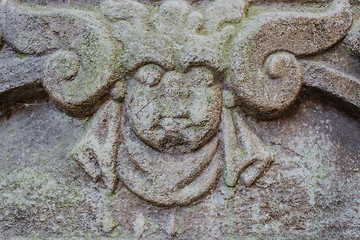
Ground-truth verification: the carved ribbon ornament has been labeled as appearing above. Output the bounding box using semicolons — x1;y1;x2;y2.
0;0;359;205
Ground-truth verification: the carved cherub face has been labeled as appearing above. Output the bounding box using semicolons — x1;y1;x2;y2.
126;64;222;154
2;0;353;206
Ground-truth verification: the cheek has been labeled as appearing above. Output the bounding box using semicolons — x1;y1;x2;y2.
126;80;160;129
189;85;222;125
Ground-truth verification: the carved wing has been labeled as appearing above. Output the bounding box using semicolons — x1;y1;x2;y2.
227;0;352;119
223;0;357;187
0;0;123;116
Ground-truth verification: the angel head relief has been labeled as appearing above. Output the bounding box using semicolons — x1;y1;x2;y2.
1;0;358;205
114;0;239;156
127;65;222;154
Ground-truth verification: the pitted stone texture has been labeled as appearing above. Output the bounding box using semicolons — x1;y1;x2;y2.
126;66;222;154
103;0;244;73
302;61;360;117
2;0;123;116
72;100;122;191
227;0;352;119
0;98;359;239
0;0;359;239
0;53;44;97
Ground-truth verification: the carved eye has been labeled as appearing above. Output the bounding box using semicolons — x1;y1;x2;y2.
134;64;164;86
186;67;215;86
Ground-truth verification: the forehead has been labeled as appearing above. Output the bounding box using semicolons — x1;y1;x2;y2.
109;0;240;74
124;37;225;74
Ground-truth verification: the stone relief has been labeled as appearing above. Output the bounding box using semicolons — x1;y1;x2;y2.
0;0;359;208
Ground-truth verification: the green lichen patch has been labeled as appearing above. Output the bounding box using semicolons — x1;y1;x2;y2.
0;167;83;238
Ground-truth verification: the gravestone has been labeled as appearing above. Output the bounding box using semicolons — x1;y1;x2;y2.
0;0;359;239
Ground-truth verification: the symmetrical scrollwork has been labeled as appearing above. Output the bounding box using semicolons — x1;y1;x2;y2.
0;0;359;206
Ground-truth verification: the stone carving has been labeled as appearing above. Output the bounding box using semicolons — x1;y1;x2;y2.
0;0;359;207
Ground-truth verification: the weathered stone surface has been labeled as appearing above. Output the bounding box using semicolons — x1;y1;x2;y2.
227;0;352;119
0;0;359;239
302;61;360;117
2;0;123;116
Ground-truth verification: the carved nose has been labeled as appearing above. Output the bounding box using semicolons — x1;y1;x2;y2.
159;71;192;122
161;118;179;132
160;117;192;131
